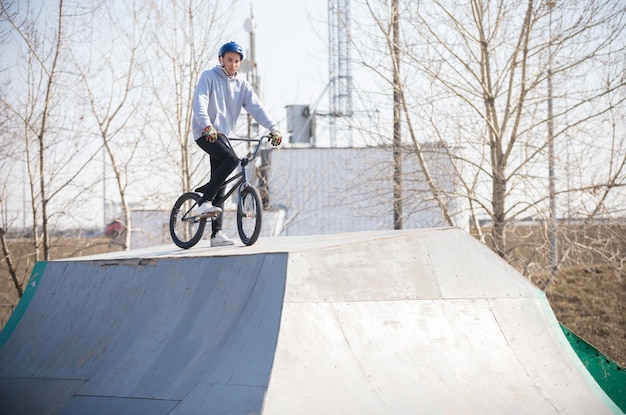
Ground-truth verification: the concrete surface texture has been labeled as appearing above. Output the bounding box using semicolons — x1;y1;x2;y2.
0;228;621;414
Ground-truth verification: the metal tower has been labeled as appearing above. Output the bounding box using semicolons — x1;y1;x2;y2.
328;0;353;146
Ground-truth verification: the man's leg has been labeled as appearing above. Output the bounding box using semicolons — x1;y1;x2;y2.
195;136;239;204
211;156;226;235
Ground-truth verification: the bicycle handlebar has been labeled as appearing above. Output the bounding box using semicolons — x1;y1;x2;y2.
227;134;271;161
227;135;270;143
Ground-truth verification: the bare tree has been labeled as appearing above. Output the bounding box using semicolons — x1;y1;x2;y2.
1;0;241;265
0;79;22;296
1;0;68;260
350;0;625;262
1;0;104;261
348;0;456;230
140;0;238;207
71;2;149;250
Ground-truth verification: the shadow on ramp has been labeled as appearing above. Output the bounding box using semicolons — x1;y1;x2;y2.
0;254;287;414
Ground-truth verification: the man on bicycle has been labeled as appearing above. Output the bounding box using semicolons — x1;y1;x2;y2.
192;41;282;247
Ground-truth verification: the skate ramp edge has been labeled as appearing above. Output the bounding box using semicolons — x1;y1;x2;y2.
0;228;622;414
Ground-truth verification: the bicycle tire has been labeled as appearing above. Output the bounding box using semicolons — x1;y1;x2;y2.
237;185;263;246
170;192;206;249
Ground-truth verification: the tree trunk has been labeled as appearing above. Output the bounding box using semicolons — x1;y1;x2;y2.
392;0;402;230
492;162;507;258
39;0;64;260
0;228;22;298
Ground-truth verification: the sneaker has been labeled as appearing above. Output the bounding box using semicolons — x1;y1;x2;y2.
211;230;235;247
194;202;221;218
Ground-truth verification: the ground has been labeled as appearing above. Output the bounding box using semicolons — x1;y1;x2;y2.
0;236;624;367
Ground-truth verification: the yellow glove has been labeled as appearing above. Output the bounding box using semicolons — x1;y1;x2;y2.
203;125;218;143
269;131;282;146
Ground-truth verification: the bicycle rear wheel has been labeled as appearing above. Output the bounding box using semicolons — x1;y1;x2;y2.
237;185;263;246
170;192;206;249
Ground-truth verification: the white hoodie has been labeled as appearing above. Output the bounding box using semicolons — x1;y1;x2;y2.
192;65;278;139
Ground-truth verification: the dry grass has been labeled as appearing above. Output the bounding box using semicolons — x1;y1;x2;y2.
540;265;625;367
477;222;626;368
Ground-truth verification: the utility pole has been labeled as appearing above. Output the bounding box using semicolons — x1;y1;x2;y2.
544;0;558;290
244;8;259;139
102;146;107;229
328;0;353;146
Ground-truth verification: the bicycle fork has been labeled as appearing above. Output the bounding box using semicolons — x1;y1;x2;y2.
237;158;256;218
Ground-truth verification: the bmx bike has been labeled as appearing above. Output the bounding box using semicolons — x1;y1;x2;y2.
169;134;269;249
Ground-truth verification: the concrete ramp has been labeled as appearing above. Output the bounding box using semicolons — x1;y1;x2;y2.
0;228;621;414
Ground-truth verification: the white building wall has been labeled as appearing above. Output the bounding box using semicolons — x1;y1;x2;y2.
263;144;463;237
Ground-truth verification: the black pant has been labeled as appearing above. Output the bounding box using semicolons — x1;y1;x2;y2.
195;134;239;233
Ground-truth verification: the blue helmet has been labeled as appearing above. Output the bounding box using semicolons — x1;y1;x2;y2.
219;41;244;60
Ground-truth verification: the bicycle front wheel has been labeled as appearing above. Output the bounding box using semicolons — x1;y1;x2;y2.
237;185;263;246
170;192;206;249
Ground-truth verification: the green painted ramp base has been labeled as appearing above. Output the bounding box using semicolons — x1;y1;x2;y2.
561;324;626;413
0;261;47;350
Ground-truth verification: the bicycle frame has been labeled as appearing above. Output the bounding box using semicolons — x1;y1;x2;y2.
211;135;267;208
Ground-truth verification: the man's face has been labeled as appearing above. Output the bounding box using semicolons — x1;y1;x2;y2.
220;51;241;76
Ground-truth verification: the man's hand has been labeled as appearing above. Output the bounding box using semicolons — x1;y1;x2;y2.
203;125;218;143
269;131;282;146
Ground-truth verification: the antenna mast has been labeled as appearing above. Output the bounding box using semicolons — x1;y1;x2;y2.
328;0;353;146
